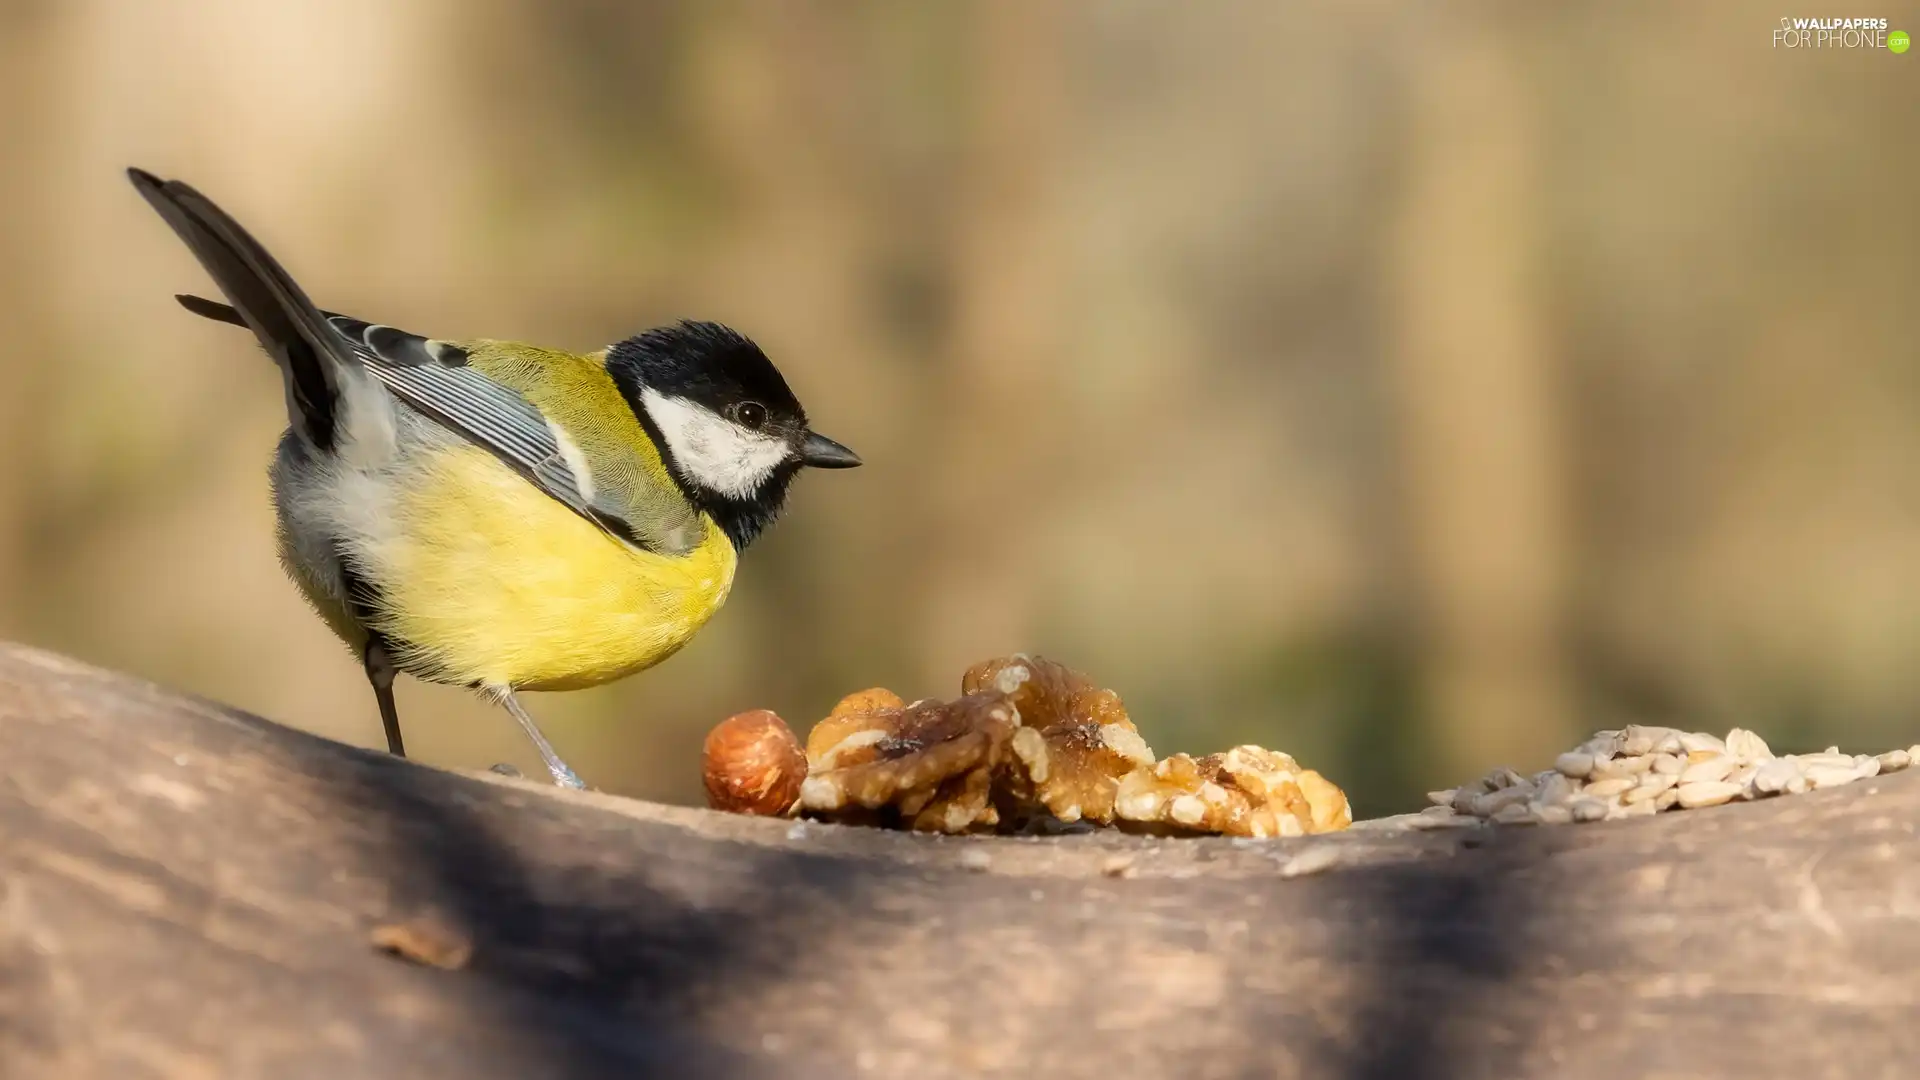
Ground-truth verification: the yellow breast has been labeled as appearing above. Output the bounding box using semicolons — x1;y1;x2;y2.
364;441;737;690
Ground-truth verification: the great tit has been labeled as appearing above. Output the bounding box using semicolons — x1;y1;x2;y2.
127;167;860;789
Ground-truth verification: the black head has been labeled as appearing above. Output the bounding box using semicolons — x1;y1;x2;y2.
606;320;860;550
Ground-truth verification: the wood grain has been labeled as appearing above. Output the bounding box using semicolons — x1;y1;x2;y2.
1;641;1916;1079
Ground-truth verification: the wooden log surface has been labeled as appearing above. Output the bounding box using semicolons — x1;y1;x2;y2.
1;640;1917;1079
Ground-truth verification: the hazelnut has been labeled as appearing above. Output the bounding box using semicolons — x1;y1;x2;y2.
703;710;808;817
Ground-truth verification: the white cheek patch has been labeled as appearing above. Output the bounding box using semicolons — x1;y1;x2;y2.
640;389;791;500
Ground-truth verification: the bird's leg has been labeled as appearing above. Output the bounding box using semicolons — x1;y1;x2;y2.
363;637;406;757
491;687;586;790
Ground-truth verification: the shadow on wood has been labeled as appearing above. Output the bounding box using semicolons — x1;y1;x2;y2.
1;641;1915;1079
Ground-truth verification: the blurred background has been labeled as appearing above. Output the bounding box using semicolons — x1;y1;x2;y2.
1;0;1916;818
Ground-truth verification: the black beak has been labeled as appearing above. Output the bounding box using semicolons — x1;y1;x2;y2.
799;431;862;469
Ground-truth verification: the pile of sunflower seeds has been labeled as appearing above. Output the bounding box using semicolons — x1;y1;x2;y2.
1358;725;1918;831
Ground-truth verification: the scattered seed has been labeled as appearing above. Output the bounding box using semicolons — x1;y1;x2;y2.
1532;803;1574;825
1679;755;1735;785
1679;731;1728;755
1533;773;1577;807
1430;726;1914;830
1751;758;1802;796
1570;798;1609;823
1677;780;1745;809
1555;752;1596;779
1624;773;1677;804
1581;731;1625;757
1725;728;1773;761
1491;803;1536;825
1584;777;1636;799
1472;786;1533;817
1406;811;1482;830
1591;758;1637;782
1623;725;1679;756
1803;764;1861;790
1451;787;1481;815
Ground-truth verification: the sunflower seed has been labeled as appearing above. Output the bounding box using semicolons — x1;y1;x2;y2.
1492;803;1537;825
1583;777;1637;799
1581;731;1625;757
1533;773;1577;807
1451;787;1481;815
1677;780;1745;808
1472;786;1533;817
1591;757;1639;781
1803;764;1860;790
1751;758;1802;796
1406;810;1481;830
1725;728;1773;761
1570;798;1610;823
1679;731;1728;755
1679;755;1734;785
1555;751;1596;779
1624;773;1677;803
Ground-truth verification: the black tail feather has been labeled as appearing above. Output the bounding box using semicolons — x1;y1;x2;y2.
175;292;245;326
129;167;352;449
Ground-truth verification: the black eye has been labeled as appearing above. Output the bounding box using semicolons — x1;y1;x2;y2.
733;401;768;430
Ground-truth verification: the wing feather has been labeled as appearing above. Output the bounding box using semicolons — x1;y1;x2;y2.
176;293;665;552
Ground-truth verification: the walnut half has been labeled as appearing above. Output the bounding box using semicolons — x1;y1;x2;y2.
799;688;1020;834
1113;746;1352;838
962;654;1155;827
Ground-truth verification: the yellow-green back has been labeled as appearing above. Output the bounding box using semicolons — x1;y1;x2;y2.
456;339;707;554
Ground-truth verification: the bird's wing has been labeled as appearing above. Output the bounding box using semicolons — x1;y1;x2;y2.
176;294;673;553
